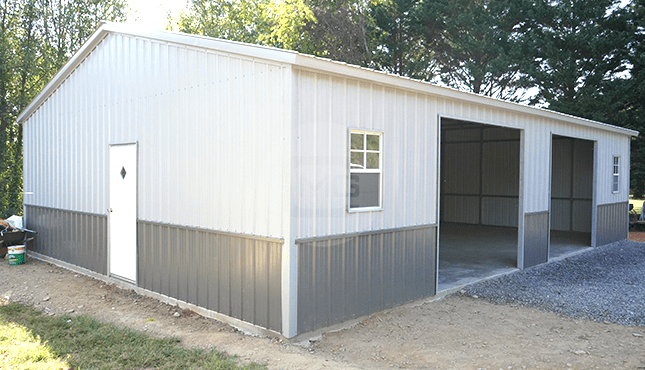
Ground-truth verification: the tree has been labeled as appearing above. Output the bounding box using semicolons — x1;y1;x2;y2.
300;0;374;65
175;0;274;44
175;0;316;52
368;0;436;80
517;0;631;111
617;0;645;196
0;0;128;218
411;0;530;101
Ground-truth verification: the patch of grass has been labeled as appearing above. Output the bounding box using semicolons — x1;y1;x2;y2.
0;302;265;370
0;314;70;369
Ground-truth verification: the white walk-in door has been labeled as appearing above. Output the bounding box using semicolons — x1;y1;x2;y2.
109;143;138;282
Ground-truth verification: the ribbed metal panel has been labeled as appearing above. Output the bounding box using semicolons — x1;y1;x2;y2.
442;195;480;224
25;205;108;275
296;225;436;334
440;122;519;227
596;202;628;246
482;141;520;196
481;197;519;227
521;118;552;213
22;33;291;240
442;142;480;194
550;198;571;231
292;71;439;238
550;136;593;232
138;220;282;332
523;211;549;268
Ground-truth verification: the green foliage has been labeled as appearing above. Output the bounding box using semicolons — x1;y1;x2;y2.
511;0;645;195
516;0;631;109
175;0;316;52
300;0;375;65
0;302;265;369
176;0;375;65
175;0;274;44
411;0;531;100
369;0;437;80
0;0;128;218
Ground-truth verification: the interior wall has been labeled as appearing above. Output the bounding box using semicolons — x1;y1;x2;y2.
441;119;520;227
551;136;594;233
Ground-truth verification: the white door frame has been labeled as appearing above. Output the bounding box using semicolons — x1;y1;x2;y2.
108;142;138;283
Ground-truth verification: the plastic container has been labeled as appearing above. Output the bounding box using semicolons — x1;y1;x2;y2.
8;245;25;265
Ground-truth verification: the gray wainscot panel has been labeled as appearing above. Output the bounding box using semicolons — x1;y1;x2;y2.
137;221;283;332
596;202;629;246
523;211;549;268
296;225;437;335
25;205;108;275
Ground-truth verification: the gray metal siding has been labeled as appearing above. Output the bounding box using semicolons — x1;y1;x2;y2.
296;225;436;335
524;211;549;268
596;202;628;246
138;221;283;332
25;205;107;275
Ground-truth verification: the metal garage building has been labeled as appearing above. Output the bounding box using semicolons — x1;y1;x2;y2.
18;22;637;339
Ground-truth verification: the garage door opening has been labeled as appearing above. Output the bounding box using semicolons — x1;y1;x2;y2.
438;118;521;291
550;135;594;258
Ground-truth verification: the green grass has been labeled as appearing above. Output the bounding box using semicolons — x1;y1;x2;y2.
0;314;69;369
0;302;265;370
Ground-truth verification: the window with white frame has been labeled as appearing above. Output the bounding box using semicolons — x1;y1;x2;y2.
349;130;382;210
612;156;620;193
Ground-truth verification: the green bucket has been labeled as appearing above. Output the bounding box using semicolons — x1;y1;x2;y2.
8;245;25;265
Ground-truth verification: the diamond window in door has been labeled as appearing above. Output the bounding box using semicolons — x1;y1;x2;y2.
120;166;127;179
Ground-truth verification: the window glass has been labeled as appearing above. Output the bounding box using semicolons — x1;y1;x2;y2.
366;153;379;169
366;135;380;150
351;133;364;150
350;173;380;208
349;130;382;210
612;156;619;193
351;152;364;168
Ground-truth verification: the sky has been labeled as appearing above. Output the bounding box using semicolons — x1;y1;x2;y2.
125;0;190;31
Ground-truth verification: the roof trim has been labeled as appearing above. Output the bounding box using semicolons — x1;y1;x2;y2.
17;22;639;138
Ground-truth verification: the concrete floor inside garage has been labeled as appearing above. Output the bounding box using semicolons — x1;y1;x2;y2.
437;222;591;292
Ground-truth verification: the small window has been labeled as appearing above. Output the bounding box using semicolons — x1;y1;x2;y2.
349;130;382;210
612;156;619;193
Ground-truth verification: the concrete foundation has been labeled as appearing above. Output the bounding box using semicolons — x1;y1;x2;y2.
438;223;591;291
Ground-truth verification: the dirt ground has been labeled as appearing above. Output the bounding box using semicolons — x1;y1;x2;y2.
1;245;644;370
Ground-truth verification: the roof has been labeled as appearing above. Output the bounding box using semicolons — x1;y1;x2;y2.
17;21;639;138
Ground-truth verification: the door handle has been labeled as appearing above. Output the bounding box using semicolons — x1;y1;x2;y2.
108;208;113;212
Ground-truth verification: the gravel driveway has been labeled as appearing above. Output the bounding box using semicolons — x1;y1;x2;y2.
461;240;645;327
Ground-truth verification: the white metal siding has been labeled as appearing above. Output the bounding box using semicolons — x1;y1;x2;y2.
291;71;438;239
290;70;632;240
23;33;291;239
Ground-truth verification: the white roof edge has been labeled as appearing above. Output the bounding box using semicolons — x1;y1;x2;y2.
17;22;639;138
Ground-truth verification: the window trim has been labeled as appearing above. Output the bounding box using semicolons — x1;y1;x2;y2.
612;155;620;194
347;129;383;212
